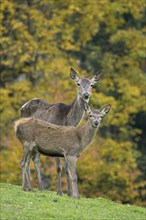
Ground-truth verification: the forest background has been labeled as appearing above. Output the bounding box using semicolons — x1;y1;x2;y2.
0;0;145;206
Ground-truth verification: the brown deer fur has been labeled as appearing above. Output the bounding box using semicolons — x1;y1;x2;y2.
15;102;111;199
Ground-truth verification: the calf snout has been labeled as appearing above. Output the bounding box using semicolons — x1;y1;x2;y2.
94;121;99;126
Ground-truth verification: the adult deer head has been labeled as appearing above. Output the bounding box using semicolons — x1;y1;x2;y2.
70;67;103;102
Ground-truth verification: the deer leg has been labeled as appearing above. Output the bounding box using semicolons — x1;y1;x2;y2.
25;164;33;191
27;160;31;184
64;159;72;196
55;157;62;195
23;159;32;191
20;155;27;191
32;152;44;190
20;150;33;191
65;156;80;199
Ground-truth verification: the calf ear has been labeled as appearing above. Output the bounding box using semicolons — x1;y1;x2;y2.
91;70;103;85
101;104;111;115
70;68;80;83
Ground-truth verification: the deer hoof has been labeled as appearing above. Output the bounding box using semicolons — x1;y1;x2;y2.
57;191;62;196
67;192;72;197
39;186;44;191
22;185;28;191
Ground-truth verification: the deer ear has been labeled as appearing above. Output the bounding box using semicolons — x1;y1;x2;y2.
91;70;103;85
70;68;80;83
101;104;111;115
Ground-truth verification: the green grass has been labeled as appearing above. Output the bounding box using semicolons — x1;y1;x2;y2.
0;183;145;220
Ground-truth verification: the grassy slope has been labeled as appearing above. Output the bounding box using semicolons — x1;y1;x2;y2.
0;183;145;220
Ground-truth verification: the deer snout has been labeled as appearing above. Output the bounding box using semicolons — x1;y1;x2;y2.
94;121;99;126
83;93;89;99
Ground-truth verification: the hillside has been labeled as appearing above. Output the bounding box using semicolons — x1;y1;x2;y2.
0;183;145;220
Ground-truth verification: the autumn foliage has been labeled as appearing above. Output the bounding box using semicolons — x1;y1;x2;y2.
0;0;145;206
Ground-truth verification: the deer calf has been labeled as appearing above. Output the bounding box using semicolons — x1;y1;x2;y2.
15;102;111;199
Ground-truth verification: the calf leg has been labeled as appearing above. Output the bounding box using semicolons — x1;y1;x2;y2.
65;156;80;199
55;157;62;195
20;150;33;191
64;159;72;196
20;155;27;191
26;160;31;184
32;152;44;190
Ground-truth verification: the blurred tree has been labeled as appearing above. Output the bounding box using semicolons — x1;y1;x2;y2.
0;0;145;206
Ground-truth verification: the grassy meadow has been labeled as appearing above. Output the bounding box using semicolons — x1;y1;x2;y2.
0;183;145;220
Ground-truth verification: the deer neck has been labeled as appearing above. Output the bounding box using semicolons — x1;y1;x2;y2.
67;96;85;126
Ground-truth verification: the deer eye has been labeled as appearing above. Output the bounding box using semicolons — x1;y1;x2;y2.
91;84;94;88
90;115;92;117
77;83;80;86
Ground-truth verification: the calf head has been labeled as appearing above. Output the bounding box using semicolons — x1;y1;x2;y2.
84;102;111;128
